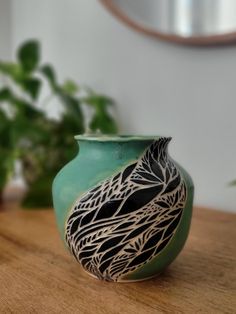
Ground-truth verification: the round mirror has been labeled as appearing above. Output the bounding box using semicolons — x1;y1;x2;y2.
100;0;236;45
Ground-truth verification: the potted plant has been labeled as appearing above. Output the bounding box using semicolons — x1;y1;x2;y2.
0;40;118;208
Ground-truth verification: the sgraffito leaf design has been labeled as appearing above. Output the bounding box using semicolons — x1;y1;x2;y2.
65;138;187;282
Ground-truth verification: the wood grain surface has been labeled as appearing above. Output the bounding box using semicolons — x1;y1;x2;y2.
0;206;235;314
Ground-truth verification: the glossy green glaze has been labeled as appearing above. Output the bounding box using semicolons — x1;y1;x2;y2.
53;136;154;239
52;135;194;282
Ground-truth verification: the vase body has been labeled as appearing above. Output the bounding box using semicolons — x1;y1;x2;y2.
52;135;194;282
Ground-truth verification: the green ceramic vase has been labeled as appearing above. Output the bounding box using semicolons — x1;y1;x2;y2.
52;135;194;282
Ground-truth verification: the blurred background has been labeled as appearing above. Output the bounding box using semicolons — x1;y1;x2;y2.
0;0;235;212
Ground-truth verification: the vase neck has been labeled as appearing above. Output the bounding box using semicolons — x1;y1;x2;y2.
76;136;171;163
77;140;155;161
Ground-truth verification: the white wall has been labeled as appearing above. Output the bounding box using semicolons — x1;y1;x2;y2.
0;0;11;58
6;0;236;212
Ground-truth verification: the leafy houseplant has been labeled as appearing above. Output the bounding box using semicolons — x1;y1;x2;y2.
0;40;118;207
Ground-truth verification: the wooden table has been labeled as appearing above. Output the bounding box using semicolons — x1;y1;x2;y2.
0;206;235;314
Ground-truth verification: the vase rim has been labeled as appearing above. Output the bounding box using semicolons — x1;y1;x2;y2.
74;134;171;142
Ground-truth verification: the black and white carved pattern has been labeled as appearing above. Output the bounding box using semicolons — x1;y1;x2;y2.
65;137;187;282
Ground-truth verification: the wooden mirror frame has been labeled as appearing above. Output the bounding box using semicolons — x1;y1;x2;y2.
100;0;236;45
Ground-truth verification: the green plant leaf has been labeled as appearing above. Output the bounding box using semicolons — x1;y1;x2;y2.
59;93;84;126
83;94;114;108
0;62;24;82
61;79;78;96
17;40;40;73
40;64;57;90
0;89;43;120
60;112;84;135
0;112;15;190
0;61;42;98
0;153;9;190
21;78;41;100
84;92;117;134
22;175;53;208
229;180;236;186
0;87;12;101
89;109;118;134
0;108;7;122
0;110;12;148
